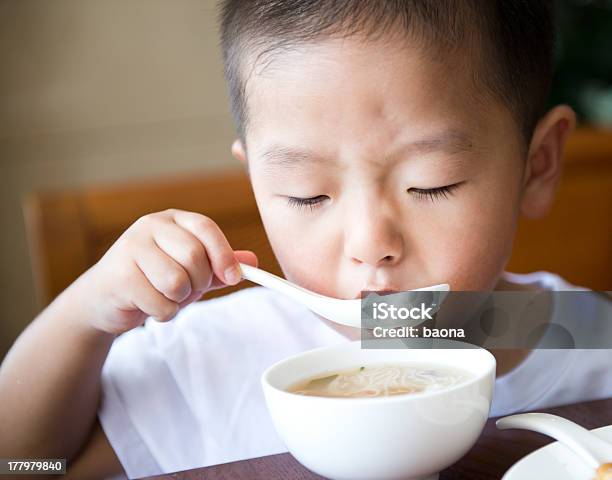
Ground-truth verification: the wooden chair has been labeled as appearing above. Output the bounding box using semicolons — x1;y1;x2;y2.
23;128;612;311
23;170;282;308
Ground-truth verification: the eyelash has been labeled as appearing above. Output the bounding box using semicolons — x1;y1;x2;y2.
286;195;328;211
286;182;463;210
408;182;463;202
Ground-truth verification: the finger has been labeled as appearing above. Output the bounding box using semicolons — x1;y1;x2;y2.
128;261;180;321
234;250;258;267
209;250;259;290
151;221;214;293
134;240;192;303
178;288;205;308
171;211;240;286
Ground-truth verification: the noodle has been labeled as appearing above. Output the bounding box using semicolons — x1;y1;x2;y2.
289;363;470;398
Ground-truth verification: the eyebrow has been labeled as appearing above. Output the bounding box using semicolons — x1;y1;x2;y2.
406;130;474;155
260;146;332;170
259;129;475;171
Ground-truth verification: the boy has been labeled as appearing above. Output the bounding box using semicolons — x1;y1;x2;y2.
1;1;610;478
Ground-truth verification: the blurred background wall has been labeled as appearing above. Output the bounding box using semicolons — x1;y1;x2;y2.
0;0;239;356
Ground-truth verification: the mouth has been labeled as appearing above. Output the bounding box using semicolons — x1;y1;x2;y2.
354;287;400;299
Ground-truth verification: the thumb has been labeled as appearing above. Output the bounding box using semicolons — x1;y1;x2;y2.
208;250;259;291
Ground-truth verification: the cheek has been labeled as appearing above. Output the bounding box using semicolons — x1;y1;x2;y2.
422;181;521;290
255;200;344;296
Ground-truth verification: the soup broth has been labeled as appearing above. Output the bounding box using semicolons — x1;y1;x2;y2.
288;363;472;398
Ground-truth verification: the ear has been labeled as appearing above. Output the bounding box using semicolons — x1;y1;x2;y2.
231;139;248;172
520;105;576;219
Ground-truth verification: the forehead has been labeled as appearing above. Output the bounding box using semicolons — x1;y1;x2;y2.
243;36;495;149
241;37;518;165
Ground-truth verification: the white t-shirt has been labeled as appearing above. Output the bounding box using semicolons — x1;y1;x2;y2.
490;271;612;416
98;271;611;479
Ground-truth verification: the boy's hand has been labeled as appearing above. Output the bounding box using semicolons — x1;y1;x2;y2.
75;209;258;334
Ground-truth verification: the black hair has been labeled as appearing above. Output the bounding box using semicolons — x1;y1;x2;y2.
219;0;555;143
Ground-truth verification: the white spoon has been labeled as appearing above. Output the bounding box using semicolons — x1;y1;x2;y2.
239;263;449;328
496;413;612;470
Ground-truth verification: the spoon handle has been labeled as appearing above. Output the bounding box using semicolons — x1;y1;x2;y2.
239;263;450;298
239;263;365;327
496;412;612;468
239;263;450;328
239;263;323;303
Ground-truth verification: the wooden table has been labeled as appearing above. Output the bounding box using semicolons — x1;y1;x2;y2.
143;397;612;480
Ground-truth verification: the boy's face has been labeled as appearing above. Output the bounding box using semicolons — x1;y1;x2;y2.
236;36;528;298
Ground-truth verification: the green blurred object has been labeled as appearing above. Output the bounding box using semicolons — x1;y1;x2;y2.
550;0;612;126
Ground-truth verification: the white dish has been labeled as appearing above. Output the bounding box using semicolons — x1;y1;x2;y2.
262;340;495;480
503;424;612;479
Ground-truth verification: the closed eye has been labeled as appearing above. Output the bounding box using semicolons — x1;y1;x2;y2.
408;182;464;202
286;195;329;211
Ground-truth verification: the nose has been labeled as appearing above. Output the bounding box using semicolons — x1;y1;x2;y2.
343;201;404;267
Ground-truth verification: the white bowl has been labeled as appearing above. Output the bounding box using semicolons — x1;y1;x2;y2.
261;340;496;480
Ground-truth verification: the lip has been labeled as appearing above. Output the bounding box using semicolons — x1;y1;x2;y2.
354;287;401;299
